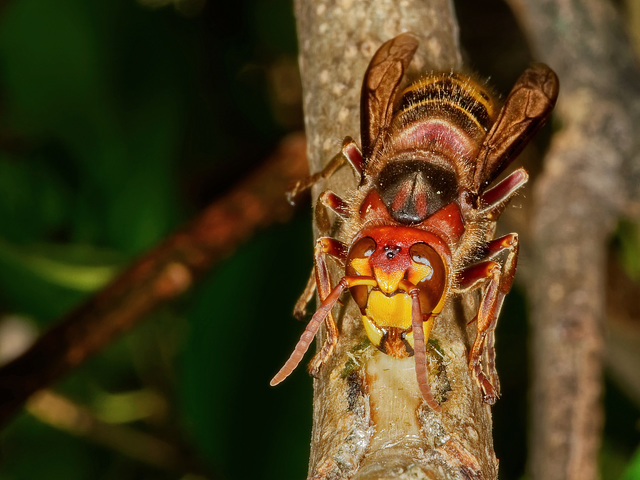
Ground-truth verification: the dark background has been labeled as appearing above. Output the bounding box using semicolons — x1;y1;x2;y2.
0;0;637;479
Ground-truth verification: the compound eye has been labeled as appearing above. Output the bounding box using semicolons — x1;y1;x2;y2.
350;236;376;259
408;243;446;312
346;237;376;308
410;243;434;281
410;243;440;282
346;237;376;277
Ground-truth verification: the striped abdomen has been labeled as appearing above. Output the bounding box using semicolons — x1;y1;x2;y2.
390;73;498;163
371;73;499;224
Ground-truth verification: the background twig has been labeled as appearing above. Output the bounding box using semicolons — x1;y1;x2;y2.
503;0;640;479
0;133;307;427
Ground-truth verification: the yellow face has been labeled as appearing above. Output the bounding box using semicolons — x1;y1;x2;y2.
345;228;448;358
361;291;435;358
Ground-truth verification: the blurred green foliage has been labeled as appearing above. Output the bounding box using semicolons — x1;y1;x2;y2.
0;0;311;478
0;0;637;479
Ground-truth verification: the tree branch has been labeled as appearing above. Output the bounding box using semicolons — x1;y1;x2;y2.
294;2;501;478
26;389;205;475
0;133;308;428
503;1;640;479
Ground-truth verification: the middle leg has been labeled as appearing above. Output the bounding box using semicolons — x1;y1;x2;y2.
456;233;519;404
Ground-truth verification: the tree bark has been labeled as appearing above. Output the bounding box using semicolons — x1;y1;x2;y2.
503;1;640;479
294;2;500;479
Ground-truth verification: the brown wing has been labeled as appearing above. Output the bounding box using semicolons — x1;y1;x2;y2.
473;63;559;193
360;33;419;160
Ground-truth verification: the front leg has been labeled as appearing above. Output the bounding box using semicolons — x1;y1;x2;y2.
286;137;363;204
292;190;350;319
456;233;519;404
307;237;348;376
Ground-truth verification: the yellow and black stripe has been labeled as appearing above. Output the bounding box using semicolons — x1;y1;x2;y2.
394;73;497;139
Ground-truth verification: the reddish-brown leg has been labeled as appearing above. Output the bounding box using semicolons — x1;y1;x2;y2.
319;190;350;217
294;190;349;318
479;167;528;220
307;237;349;376
456;233;519;404
293;271;319;321
286;137;363;204
293;237;347;352
314;190;351;235
280;138;361;379
341;136;364;177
